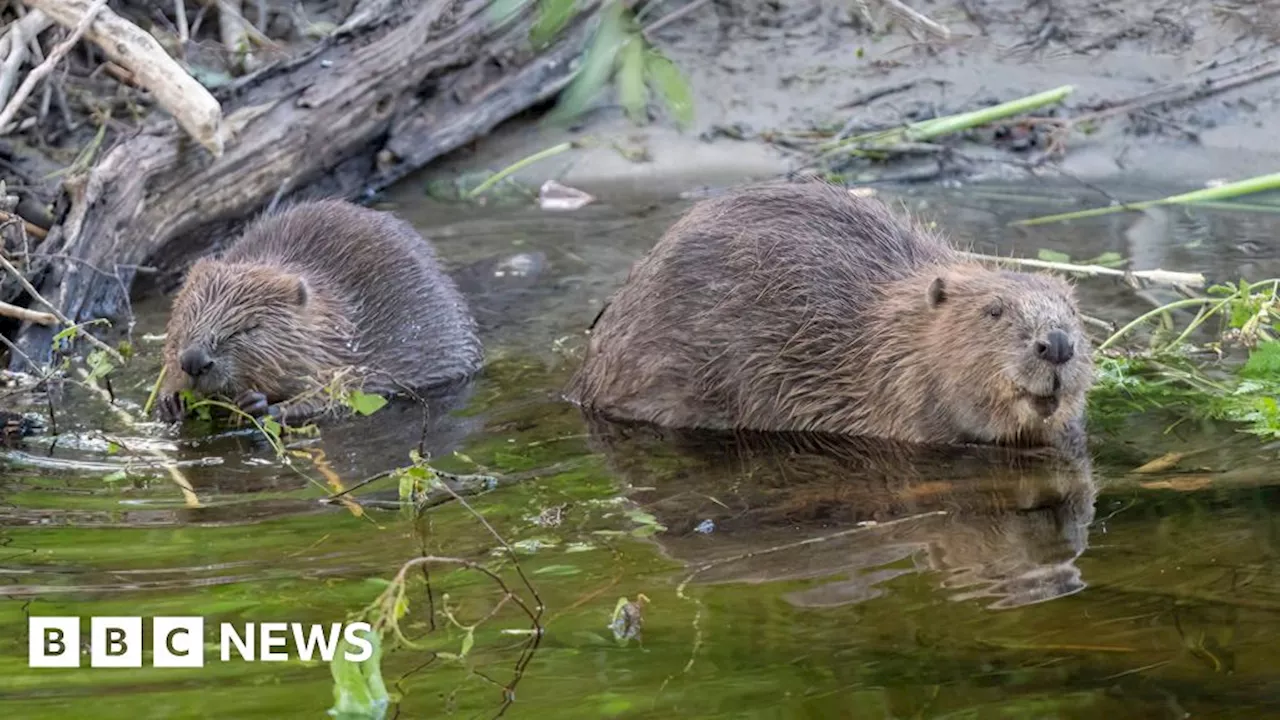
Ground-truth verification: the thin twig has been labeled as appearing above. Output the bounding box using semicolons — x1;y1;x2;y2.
641;0;711;36
0;0;108;135
73;365;200;506
0;250;125;363
1075;59;1280;128
0;10;53;59
876;0;951;40
0;209;47;239
0;331;37;370
0;21;29;112
26;0;226;154
0;299;56;325
174;0;190;43
433;477;546;614
958;251;1206;289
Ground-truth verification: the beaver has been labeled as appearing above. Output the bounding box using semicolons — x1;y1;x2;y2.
156;199;483;424
566;181;1095;448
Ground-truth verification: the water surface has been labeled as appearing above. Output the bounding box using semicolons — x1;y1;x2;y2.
3;181;1280;718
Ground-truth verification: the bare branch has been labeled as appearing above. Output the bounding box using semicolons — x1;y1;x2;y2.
22;0;227;155
0;299;57;325
0;0;107;134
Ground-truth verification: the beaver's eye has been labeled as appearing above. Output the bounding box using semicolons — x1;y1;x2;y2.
224;324;260;342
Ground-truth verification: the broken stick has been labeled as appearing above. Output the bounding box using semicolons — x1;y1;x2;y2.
0;0;108;135
23;0;227;155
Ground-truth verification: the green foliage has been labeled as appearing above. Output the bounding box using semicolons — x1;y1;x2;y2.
1101;279;1279;352
83;349;115;385
547;0;696;129
616;36;648;123
1092;346;1280;441
327;628;389;720
346;390;388;416
1089;278;1280;441
1016;170;1280;226
644;50;695;129
1241;340;1280;379
530;0;578;47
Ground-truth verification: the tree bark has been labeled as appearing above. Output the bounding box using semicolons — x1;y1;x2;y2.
9;0;599;369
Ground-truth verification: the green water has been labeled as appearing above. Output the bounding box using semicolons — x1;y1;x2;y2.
4;183;1280;719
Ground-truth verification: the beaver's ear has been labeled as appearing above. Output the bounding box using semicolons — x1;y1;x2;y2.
285;275;309;307
926;276;947;308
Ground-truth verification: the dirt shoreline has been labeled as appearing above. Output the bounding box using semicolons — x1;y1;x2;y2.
411;0;1280;201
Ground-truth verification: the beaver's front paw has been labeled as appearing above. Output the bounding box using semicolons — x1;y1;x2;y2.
235;390;272;418
157;392;185;423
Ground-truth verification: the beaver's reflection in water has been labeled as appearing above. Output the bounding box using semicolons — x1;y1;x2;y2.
584;415;1096;610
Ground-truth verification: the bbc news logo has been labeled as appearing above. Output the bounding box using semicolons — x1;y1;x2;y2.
29;617;374;668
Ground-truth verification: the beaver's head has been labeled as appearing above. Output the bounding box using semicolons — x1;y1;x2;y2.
923;266;1094;444
161;259;341;403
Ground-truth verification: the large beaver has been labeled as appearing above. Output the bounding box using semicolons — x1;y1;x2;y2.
567;182;1095;448
157;200;483;424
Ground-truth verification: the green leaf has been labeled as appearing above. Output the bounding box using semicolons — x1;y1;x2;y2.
1036;249;1072;263
616;36;647;124
1085;251;1126;268
328;628;388;720
260;417;282;439
52;325;80;344
643;50;695;129
1241;341;1280;380
531;0;578;47
397;472;416;503
84;349;115;384
347;390;388;416
102;470;127;483
549;1;629;123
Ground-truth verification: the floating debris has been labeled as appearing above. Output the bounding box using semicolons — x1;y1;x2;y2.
539;180;596;211
609;594;650;644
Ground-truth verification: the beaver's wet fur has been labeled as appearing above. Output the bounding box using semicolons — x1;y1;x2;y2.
158;199;482;424
567;181;1095;448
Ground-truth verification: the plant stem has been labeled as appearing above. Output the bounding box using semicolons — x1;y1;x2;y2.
823;85;1073;155
465;142;574;199
1098;298;1219;351
142;364;165;417
1014;172;1280;226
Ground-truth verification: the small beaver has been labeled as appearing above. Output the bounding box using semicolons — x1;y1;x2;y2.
157;199;483;424
566;182;1095;448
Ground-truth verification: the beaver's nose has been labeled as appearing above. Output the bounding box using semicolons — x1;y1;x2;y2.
1035;330;1074;365
179;347;214;377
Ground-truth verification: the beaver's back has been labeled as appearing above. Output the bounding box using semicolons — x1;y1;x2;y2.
567;182;956;430
227;200;482;390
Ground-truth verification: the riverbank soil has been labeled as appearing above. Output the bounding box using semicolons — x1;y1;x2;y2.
2;0;1279;363
418;0;1280;198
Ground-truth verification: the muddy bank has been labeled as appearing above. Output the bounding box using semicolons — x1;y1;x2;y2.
417;0;1280;199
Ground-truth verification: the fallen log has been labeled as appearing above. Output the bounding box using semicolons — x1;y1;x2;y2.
8;0;601;369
